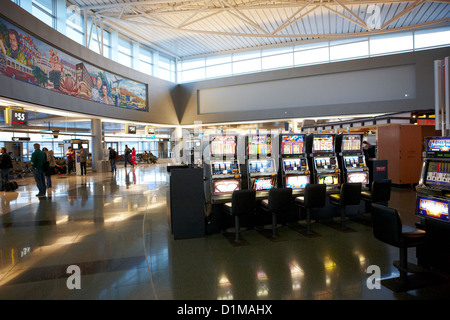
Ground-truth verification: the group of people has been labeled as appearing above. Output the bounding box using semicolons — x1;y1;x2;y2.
66;146;88;175
108;145;157;172
30;144;88;197
30;143;56;197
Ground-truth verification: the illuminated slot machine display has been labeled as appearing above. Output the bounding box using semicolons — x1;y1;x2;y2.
209;134;241;203
246;134;277;195
306;133;341;190
415;137;450;223
336;133;369;186
279;133;310;194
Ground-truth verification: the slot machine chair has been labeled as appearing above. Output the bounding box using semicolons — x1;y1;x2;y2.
260;188;293;238
361;179;391;213
294;184;327;234
371;203;427;288
329;182;362;229
223;189;257;242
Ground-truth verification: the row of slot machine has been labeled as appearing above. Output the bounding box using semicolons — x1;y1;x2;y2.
205;132;370;204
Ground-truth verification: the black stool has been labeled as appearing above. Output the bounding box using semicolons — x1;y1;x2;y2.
261;188;293;238
361;179;391;212
329;182;362;229
371;203;426;287
294;184;327;234
223;189;257;242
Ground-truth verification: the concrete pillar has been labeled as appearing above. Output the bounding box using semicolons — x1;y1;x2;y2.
91;119;103;172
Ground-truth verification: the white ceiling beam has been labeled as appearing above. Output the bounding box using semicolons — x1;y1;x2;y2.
219;0;271;35
101;14;450;38
177;0;217;28
333;0;372;30
92;0;446;16
272;0;315;34
78;0;448;12
379;0;426;29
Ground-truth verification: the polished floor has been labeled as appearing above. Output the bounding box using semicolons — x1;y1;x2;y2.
0;163;449;300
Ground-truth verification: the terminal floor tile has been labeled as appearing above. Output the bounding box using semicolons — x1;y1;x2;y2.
0;163;449;300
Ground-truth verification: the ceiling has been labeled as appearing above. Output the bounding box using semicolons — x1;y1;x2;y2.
69;0;450;58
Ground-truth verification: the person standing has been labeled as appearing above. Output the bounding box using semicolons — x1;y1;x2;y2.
66;146;75;174
108;147;117;172
42;147;55;188
131;147;137;166
31;143;46;197
124;145;133;168
0;147;13;191
79;146;88;175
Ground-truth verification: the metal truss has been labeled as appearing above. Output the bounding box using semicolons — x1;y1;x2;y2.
74;0;450;40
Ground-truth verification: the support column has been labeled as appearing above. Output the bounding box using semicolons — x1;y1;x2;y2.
91;119;103;172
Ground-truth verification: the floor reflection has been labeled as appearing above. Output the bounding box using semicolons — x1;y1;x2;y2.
0;163;449;300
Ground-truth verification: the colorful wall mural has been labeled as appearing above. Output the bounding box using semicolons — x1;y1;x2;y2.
0;17;147;112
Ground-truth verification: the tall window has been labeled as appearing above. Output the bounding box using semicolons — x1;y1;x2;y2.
139;46;153;76
66;7;84;45
89;28;111;58
118;37;132;68
31;0;55;28
159;54;176;82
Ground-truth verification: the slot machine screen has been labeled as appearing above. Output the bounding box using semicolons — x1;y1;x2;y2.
314;157;333;170
213;179;240;194
248;159;275;174
211;161;239;176
417;196;450;222
342;134;362;152
286;175;310;189
425;137;450;157
318;174;340;186
252;177;275;191
424;160;450;188
283;159;303;172
210;135;237;157
281;134;305;155
312;135;334;153
344;156;366;169
247;135;272;157
347;172;368;184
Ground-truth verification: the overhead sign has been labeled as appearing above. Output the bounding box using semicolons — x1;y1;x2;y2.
4;108;27;126
126;124;136;134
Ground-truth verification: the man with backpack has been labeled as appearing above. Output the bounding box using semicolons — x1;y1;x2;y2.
124;145;134;168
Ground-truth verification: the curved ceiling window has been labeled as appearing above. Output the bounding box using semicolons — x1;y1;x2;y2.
369;32;413;56
330;38;369;62
294;43;329;66
414;27;450;50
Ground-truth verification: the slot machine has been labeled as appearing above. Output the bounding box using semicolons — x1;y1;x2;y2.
208;134;241;203
415;136;450;273
306;133;341;190
246;133;277;196
415;137;450;223
279;133;310;195
336;133;369;187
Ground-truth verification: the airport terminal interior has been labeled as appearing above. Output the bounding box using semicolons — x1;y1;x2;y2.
1;0;450;301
